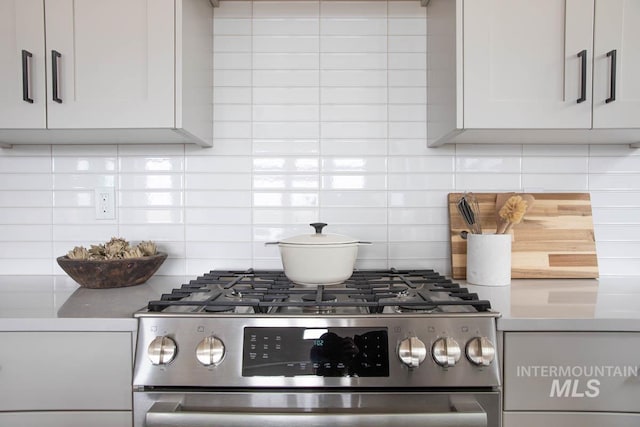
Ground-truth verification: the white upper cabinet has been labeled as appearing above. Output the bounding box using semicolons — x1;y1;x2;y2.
0;0;46;129
0;0;212;147
427;0;640;147
592;0;640;128
44;0;175;129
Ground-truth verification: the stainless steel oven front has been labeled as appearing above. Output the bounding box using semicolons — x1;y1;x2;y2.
135;390;500;427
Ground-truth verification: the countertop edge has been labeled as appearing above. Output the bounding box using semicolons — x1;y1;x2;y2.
0;317;137;332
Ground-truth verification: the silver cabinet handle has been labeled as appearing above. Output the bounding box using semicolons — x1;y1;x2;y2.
146;399;487;427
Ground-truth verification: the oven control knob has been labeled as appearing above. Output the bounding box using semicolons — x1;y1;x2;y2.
466;337;495;366
432;337;461;368
398;337;427;368
196;336;225;366
147;336;177;365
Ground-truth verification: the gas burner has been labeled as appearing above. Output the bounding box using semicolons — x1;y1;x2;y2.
144;268;492;314
301;292;338;314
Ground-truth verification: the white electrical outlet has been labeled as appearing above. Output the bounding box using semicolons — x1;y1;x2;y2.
95;187;115;220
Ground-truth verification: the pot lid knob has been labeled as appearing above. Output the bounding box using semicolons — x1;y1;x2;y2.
310;222;327;234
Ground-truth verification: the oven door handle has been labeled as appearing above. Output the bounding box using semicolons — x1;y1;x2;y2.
146;397;488;427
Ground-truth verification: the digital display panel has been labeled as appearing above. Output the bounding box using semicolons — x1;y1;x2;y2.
242;327;389;377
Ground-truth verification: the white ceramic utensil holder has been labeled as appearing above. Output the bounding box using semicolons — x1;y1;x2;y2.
466;233;512;286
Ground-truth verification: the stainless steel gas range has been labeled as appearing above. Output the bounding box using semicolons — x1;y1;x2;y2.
133;269;502;427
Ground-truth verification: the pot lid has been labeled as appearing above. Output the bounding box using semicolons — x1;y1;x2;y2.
279;223;359;245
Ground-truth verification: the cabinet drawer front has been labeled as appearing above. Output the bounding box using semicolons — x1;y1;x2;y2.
0;332;132;411
504;412;640;427
0;411;131;427
504;332;640;411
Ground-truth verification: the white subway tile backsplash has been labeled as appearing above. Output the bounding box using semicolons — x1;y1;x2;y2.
214;70;252;87
53;174;114;190
589;156;640;173
186;156;252;173
252;208;319;225
321;174;387;190
253;157;319;172
321;139;387;156
522;173;588;191
0;207;51;224
185;173;251;190
253;174;320;190
320;18;387;36
253;19;320;35
186;190;251;207
253;70;319;87
321;53;387;70
253;140;320;155
119;157;183;173
253;122;320;139
213;35;252;53
119;191;183;208
0;157;50;173
253;87;319;104
0;191;51;207
253;36;319;53
253;192;319;207
321;87;387;104
321;122;387;139
321;70;387;87
119;174;183;191
213;53;252;69
523;157;588;174
1;0;638;278
320;190;386;207
321;157;387;173
388;18;427;35
212;19;252;35
253;53;319;70
254;105;319;121
321;36;387;53
456;157;521;173
0;174;51;191
456;173;521;191
253;1;319;18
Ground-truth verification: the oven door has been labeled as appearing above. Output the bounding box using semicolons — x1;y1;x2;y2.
135;390;500;427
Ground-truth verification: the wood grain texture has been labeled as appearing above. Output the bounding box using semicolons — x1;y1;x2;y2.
449;193;599;279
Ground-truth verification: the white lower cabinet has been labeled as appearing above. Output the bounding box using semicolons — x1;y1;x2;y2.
0;411;132;427
0;331;132;426
502;331;640;426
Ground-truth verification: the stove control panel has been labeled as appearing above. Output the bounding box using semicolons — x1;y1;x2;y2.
133;316;501;389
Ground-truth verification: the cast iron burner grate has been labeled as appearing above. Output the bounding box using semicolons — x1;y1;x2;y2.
146;268;492;314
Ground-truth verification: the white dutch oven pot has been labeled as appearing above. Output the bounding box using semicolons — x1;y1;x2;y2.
266;223;371;286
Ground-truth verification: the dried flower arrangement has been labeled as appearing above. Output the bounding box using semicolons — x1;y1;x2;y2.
66;237;158;260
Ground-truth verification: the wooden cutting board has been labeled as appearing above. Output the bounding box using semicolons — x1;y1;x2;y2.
448;193;599;279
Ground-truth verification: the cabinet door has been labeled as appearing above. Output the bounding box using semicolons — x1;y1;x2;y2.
593;0;640;128
44;0;175;129
0;331;132;411
463;0;594;129
0;412;131;427
0;0;46;128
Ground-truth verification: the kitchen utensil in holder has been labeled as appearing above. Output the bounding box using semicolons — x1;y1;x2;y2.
466;234;511;286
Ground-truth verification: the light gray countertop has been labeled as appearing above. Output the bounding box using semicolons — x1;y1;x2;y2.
464;276;640;331
0;274;639;332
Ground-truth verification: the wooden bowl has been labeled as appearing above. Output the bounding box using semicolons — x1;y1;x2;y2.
56;252;168;289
